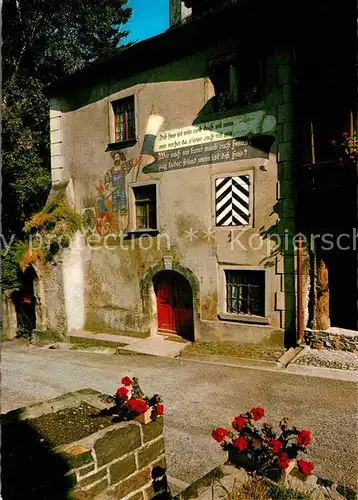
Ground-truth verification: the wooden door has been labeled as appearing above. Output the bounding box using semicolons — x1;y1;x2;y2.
156;273;176;333
155;272;194;340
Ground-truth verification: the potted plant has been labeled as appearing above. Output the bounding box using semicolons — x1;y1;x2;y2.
212;408;314;482
107;376;165;425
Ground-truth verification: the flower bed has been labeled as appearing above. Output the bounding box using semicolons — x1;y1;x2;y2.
1;388;166;500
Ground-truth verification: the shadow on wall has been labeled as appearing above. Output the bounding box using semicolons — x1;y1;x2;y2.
259;197;297;347
1;410;172;500
1;412;75;500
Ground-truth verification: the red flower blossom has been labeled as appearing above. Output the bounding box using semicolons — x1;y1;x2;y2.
116;386;129;399
277;452;290;470
232;415;247;431
233;436;249;452
251;407;265;421
331;139;336;145
121;376;133;386
342;132;349;137
297;459;315;476
155;404;165;416
211;427;230;443
126;398;149;414
297;429;311;447
269;439;283;454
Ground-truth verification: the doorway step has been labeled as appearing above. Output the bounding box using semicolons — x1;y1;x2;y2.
118;335;191;358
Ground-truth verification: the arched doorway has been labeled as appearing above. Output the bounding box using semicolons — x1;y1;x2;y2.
153;271;194;341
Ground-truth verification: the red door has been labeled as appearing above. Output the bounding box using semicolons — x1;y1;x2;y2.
155;272;194;340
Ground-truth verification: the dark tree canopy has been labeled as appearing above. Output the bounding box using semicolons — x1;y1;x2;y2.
1;0;132;288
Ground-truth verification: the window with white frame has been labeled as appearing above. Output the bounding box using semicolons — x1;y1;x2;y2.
215;174;251;226
224;269;266;317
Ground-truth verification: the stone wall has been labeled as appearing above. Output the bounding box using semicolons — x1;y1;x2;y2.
63;418;165;499
304;328;358;352
1;389;166;500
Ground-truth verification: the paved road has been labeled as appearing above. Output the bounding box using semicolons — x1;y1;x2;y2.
1;342;357;488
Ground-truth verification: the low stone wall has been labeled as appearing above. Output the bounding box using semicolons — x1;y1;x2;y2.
304;328;358;352
1;389;166;500
63;418;165;499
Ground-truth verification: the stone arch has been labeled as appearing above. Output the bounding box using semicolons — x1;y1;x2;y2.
140;259;200;339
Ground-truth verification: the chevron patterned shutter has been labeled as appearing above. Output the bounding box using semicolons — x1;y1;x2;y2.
215;175;250;226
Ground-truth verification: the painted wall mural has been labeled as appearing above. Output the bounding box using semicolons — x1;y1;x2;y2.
141;110;277;173
81;152;141;235
81;110;276;235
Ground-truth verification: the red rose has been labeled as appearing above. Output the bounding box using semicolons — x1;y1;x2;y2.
126;398;149;414
121;376;133;386
342;132;349;137
269;439;283;454
211;427;229;443
297;430;311;447
155;404;164;416
233;436;249;452
297;459;315;476
250;407;265;421
232;415;247;431
116;386;129;399
331;139;336;145
277;452;290;470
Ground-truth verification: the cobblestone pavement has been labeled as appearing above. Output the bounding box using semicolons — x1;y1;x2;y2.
1;342;357;488
293;347;358;371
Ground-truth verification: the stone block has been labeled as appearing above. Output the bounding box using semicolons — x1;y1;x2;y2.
277;161;292;182
52;167;64;184
278;64;292;85
137;438;165;469
61;444;93;469
277;103;293;124
79;467;107;488
283;199;295;218
85;477;109;498
114;467;151;498
109;453;137;485
277;179;293;199
283;122;293;142
51;129;62;144
77;463;95;477
281;274;296;292
129;492;144;500
278;141;293;162
276;291;296;311
282;84;293;103
142;418;164;444
94;424;141;467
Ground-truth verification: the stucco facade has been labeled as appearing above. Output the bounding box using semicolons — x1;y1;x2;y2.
47;28;297;345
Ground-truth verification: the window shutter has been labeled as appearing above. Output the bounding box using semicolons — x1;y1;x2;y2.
215;175;250;226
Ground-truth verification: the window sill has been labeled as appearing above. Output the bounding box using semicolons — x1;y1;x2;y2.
106;138;137;151
219;312;269;325
125;228;159;239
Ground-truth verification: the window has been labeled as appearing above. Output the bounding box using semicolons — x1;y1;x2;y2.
132;185;157;229
225;270;265;317
215;174;251;227
113;96;135;143
210;55;263;112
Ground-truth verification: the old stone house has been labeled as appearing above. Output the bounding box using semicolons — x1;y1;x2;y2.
4;0;356;345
